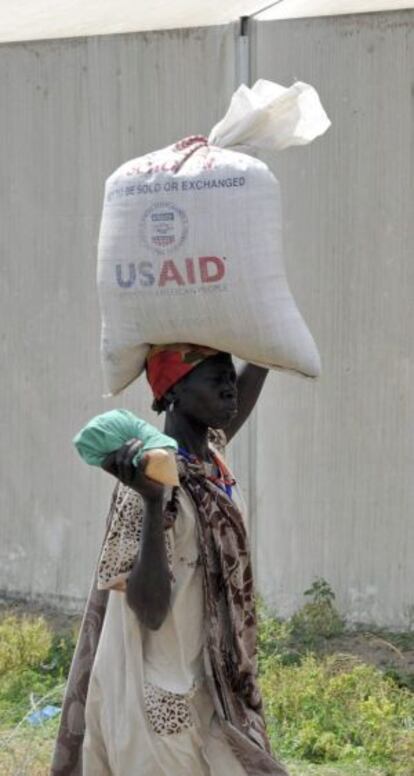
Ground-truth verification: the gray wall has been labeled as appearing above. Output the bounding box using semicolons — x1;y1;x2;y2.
0;25;239;608
1;11;413;628
250;9;414;628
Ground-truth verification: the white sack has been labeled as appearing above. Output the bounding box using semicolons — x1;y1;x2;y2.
98;80;330;395
209;80;331;151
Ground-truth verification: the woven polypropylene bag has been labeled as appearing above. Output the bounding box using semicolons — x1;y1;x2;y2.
97;81;330;395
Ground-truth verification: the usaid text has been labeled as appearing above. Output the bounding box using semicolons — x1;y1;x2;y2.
115;256;226;289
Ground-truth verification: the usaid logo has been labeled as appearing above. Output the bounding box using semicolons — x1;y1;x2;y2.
140;202;188;255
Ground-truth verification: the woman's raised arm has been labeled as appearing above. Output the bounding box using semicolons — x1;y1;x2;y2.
225;363;269;442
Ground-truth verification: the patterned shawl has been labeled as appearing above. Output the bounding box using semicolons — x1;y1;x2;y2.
50;443;289;776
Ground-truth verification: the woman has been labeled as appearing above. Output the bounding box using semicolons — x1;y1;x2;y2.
51;345;289;776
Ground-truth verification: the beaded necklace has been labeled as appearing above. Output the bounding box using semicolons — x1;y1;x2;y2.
178;447;236;499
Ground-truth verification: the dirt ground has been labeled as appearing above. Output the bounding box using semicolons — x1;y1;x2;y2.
0;596;82;633
2;595;414;683
321;630;414;683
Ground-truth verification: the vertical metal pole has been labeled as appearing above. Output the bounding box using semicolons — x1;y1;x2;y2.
236;16;251;87
235;16;259;572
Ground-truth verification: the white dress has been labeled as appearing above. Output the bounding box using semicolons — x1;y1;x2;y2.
83;469;249;776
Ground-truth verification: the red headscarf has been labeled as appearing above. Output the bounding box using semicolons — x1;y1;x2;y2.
146;344;218;400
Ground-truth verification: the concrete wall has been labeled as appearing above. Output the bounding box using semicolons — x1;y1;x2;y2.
1;11;413;628
250;9;414;627
0;25;239;608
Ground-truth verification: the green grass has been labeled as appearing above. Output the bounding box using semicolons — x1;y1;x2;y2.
0;615;76;728
0;614;76;775
261;654;414;774
0;717;61;776
257;590;414;776
1;590;414;776
285;763;387;775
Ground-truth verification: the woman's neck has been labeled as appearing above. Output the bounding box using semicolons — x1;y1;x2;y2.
164;411;211;462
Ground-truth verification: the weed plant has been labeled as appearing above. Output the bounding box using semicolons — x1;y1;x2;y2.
1;586;414;775
0;616;77;727
258;581;414;775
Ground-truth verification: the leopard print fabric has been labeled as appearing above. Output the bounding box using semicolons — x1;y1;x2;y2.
206;427;227;458
97;429;227;591
97;484;174;591
143;683;197;736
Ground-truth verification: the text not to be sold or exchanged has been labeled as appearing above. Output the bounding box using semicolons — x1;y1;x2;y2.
106;176;246;201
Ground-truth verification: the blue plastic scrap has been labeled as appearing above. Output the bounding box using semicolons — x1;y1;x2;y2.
27;704;61;726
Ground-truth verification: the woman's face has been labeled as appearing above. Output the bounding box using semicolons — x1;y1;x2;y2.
170;354;238;429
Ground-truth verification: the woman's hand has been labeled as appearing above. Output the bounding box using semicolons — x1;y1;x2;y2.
102;438;165;502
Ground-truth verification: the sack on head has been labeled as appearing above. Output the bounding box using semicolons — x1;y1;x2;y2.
97;80;330;395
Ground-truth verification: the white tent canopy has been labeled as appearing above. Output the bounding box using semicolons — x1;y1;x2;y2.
0;1;264;44
257;1;414;20
1;0;413;44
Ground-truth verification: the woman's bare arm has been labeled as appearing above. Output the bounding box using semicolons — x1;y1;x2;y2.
126;493;171;630
102;439;171;630
225;363;269;442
